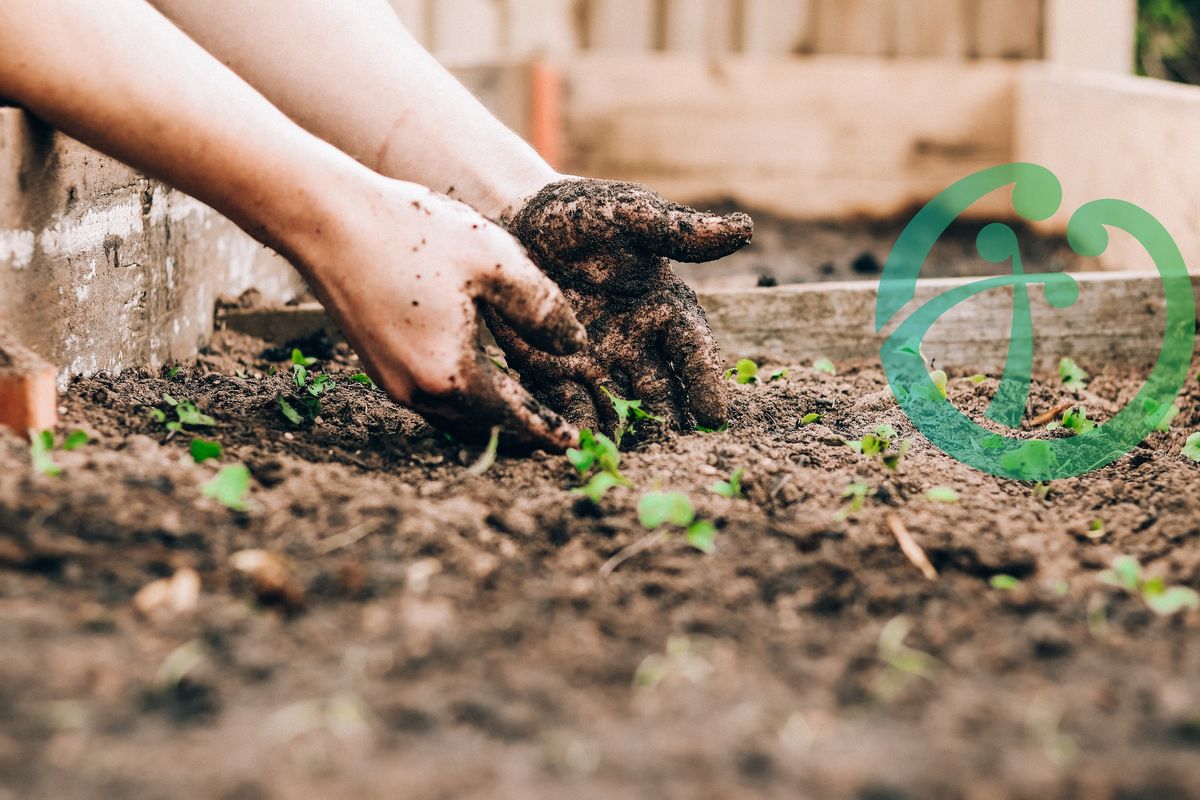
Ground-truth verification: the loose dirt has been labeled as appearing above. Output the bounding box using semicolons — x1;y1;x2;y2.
2;329;1199;800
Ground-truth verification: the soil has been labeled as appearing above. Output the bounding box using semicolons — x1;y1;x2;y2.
676;207;1087;290
2;329;1200;800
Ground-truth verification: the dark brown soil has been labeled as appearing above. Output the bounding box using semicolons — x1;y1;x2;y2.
677;207;1087;290
3;330;1200;800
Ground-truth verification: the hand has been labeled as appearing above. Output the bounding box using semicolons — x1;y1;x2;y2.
486;178;753;434
296;176;587;450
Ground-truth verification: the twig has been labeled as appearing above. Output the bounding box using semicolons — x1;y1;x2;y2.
314;521;375;555
1027;401;1075;428
599;531;666;577
885;514;938;581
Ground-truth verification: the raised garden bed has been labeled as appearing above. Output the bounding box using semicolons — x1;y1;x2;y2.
2;303;1199;797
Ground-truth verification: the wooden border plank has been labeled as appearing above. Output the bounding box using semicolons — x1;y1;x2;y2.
0;334;57;437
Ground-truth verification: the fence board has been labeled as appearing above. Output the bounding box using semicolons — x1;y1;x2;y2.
740;0;813;55
662;0;736;53
893;0;968;58
504;0;579;56
429;0;504;63
812;0;893;56
971;0;1042;59
585;0;656;51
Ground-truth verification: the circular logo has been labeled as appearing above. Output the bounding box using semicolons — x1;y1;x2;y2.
876;163;1196;481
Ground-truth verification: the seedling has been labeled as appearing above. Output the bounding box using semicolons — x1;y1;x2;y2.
1059;357;1088;391
280;361;335;424
837;481;873;520
968;374;987;384
149;393;216;435
601;386;663;446
202;464;251;511
800;412;821;426
695;423;730;434
637;491;716;553
873;616;943;703
1183;432;1200;462
1000;439;1055;481
813;358;836;375
1060;406;1095;435
1142;398;1180;432
847;424;912;469
567;429;631;503
1099;555;1200;616
350;373;376;389
466;426;500;476
291;348;316;367
724;358;759;385
768;368;788;382
990;574;1020;590
709;467;745;499
925;486;959;504
30;429;91;476
190;438;223;464
929;369;948;399
1086;519;1106;540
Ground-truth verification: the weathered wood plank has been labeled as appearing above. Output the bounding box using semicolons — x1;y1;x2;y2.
1044;0;1135;73
812;0;892;56
971;0;1042;59
585;0;655;51
740;0;813;55
219;273;1200;373
662;0;736;54
504;0;578;56
893;0;968;58
0;334;56;437
429;0;504;64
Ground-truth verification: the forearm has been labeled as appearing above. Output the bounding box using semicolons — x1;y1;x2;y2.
0;0;367;267
147;0;558;219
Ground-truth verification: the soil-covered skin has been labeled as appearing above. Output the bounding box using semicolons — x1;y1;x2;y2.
679;206;1088;290
3;330;1200;800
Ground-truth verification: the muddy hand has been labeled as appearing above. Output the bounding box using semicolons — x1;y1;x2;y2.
487;178;753;434
296;177;587;451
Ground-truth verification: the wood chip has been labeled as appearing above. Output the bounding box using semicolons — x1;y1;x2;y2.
885;514;938;582
1027;400;1075;428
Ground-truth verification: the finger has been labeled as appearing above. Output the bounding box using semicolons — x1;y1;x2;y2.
611;189;753;263
541;379;600;432
410;357;580;452
477;254;587;356
662;291;729;430
628;359;685;430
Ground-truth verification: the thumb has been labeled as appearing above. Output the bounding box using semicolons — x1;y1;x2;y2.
478;253;587;356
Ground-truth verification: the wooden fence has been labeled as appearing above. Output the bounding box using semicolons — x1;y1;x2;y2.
390;0;1048;64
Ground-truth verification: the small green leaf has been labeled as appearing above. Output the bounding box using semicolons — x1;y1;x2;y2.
174;399;215;427
308;373;334;397
1144;585;1200;616
709;467;745;499
350;373;376;388
685;520;717;554
800;412;821;426
990;574;1020;590
1099;556;1142;592
574;471;624;504
638;491;695;530
730;359;759;385
30;429;61;477
162;393;179;407
813;358;836;375
165;421;183;433
148;408;167;423
190;437;223;464
1183;432;1200;462
292;363;308;388
925;486;959;503
277;397;304;425
466;426;500;476
62;430;90;451
929;369;948;399
695;423;730;434
201;464;251;511
837;481;872;520
1061;406;1095;435
166;366;182;379
291;348;316;367
968;374;986;384
1059;357;1088;391
768;368;788;382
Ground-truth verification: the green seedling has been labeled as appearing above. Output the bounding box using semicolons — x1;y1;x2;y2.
1183;432;1200;462
925;486;959;504
968;374;987;384
929;369;948;399
695;423;730;434
768;368;788;382
466;426;500;476
1141;398;1180;432
847;424;912;469
291;348;317;367
280;361;335;423
637;491;716;553
991;574;1020;590
800;412;821;426
837;481;873;520
202;464;251;511
166;366;182;379
150;393;216;435
601;387;664;446
190;438;223;464
874;616;943;703
1059;357;1088;391
709;467;745;499
350;373;376;389
1032;482;1052;500
30;429;91;476
1099;555;1200;616
1060;406;1095;435
813;358;836;375
725;358;759;385
1000;439;1055;481
567;429;631;503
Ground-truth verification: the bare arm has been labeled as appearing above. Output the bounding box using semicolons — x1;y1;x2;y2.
0;0;585;449
146;0;557;219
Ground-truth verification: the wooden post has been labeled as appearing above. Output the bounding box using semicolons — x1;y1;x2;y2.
1045;0;1136;73
812;0;893;56
585;0;656;51
740;0;814;56
0;335;57;437
662;0;737;54
893;0;969;59
971;0;1043;60
529;60;564;167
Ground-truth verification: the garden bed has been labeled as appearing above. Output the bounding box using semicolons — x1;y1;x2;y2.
2;325;1200;800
